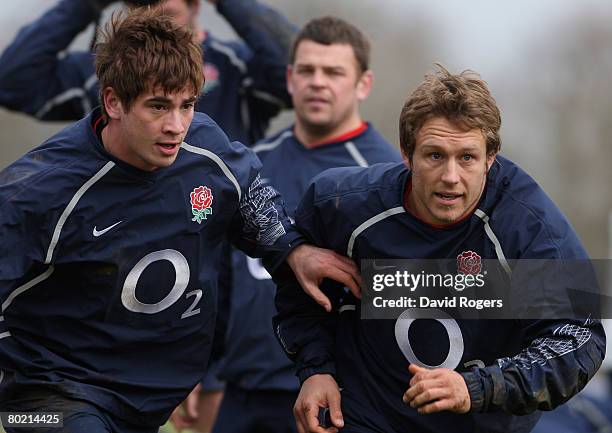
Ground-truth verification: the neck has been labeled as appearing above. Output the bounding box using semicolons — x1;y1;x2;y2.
101;121;122;161
295;114;363;149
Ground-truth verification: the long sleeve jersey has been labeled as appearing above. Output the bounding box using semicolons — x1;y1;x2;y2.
0;107;301;427
217;124;401;391
274;158;606;433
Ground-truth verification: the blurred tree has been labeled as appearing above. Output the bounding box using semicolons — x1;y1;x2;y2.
524;14;612;258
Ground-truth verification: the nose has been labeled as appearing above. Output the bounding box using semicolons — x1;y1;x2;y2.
440;159;460;184
310;69;326;88
162;110;186;137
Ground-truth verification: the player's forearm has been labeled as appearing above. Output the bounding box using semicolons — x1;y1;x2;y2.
462;320;606;414
0;0;97;116
217;0;295;104
218;0;297;56
230;174;303;271
273;275;338;382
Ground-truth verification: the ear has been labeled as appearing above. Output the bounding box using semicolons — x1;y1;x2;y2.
286;64;294;96
355;69;373;101
102;87;124;120
190;0;202;21
402;150;411;170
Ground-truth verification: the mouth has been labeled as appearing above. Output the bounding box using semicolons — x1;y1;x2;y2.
305;97;330;105
434;192;463;204
156;142;181;156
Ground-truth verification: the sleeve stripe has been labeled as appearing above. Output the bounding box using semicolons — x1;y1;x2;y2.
45;161;115;264
34;74;97;119
347;207;406;258
180;142;242;200
2;266;55;313
209;41;247;73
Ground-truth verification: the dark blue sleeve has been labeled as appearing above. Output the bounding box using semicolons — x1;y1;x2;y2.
272;180;345;383
0;0;99;120
217;0;296;113
221;139;303;272
0;167;50;339
462;196;606;414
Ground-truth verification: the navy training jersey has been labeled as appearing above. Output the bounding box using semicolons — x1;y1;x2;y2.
0;0;295;144
274;158;606;433
218;124;401;390
0;108;301;426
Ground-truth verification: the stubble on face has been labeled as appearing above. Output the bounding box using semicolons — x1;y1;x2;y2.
407;117;494;226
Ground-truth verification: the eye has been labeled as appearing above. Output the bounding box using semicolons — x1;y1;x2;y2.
151;104;166;112
182;102;195;110
296;67;313;75
430;152;442;161
462;154;474;161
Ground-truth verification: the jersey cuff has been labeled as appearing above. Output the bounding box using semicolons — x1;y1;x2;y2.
462;364;506;413
262;228;306;274
297;362;336;385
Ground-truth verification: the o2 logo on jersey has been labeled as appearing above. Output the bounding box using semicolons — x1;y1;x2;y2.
121;249;202;319
394;308;465;369
246;257;272;280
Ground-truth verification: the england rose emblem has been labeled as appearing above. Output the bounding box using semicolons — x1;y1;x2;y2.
457;250;482;275
190;186;213;224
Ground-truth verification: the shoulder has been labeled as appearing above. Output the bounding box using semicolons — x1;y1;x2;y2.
308;161;406;204
181;112;261;186
183;112;255;161
352;125;402;163
251;127;294;156
0;116;107;215
485;155;587;258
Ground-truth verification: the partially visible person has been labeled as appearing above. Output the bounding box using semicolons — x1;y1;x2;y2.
201;16;401;433
531;389;612;433
0;0;295;144
274;65;606;433
0;9;358;433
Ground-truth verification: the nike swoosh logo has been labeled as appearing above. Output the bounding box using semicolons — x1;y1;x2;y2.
93;221;123;237
372;262;396;271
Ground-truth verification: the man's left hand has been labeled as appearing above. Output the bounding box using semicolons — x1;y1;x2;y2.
169;383;201;432
286;244;361;312
403;364;471;414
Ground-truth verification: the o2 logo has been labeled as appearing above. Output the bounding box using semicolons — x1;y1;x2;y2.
394;308;465;369
121;249;202;319
246;257;271;280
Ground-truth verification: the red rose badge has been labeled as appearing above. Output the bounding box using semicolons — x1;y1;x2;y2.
190;186;213;224
457;250;482;275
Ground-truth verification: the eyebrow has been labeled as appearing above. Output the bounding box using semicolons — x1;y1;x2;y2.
295;63;346;71
145;96;197;104
420;143;482;152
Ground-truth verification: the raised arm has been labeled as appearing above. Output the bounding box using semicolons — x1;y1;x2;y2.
0;0;107;120
215;0;297;122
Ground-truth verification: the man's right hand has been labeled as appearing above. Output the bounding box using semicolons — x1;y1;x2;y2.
294;374;344;433
286;244;362;313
